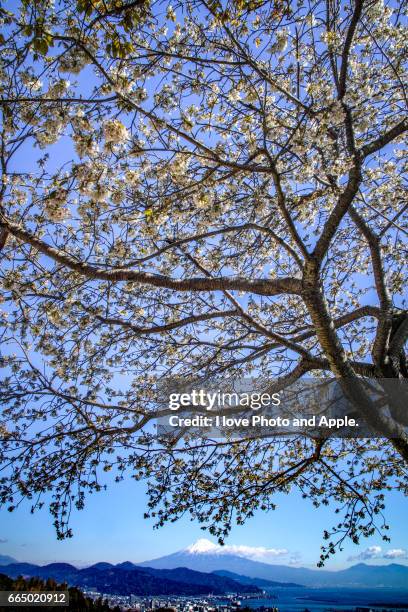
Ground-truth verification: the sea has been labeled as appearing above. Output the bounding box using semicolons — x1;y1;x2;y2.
224;588;408;611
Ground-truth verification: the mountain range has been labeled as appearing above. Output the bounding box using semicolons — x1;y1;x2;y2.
2;539;408;591
0;562;262;597
0;555;17;565
138;539;408;589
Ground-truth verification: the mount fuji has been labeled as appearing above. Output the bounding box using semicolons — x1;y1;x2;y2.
138;539;408;588
186;540;225;554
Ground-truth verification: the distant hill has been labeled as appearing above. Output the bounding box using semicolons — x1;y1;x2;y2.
116;561;137;570
87;562;115;571
139;539;408;588
141;566;261;593
1;562;261;597
213;569;303;588
0;554;17;566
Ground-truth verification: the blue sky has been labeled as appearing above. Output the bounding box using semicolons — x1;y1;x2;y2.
1;476;407;570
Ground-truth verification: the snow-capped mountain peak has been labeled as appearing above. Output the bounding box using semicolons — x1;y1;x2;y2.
183;539;288;561
184;539;221;554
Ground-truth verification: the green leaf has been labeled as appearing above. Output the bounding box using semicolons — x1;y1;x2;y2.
145;208;154;222
33;37;49;56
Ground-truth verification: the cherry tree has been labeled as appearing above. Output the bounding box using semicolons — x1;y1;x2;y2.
0;0;407;563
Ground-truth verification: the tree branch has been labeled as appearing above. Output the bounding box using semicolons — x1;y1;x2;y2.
92;309;239;335
1;216;301;296
338;0;364;99
361;119;408;158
